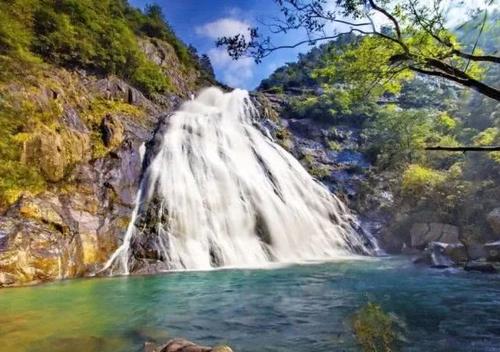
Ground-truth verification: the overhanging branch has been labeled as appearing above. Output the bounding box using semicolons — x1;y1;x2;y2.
425;145;500;152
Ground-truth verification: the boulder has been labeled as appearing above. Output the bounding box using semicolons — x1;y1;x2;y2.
410;222;459;249
486;208;500;236
22;125;91;182
424;242;467;267
484;241;500;262
464;262;498;273
0;216;84;287
465;243;488;261
144;339;233;352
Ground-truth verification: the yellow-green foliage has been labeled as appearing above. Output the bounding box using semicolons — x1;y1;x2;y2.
0;162;46;209
300;152;331;178
83;98;144;159
328;140;342;151
0;79;63;208
83;98;144;124
474;127;500;162
352;302;396;352
402;164;446;195
436;112;457;132
288;88;353;122
316;36;414;102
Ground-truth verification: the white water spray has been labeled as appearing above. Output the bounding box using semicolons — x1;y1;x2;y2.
103;88;372;275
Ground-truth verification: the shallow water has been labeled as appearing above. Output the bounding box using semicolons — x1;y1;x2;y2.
1;257;499;352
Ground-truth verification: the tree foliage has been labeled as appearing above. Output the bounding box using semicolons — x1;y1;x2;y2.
0;0;200;95
219;0;500;101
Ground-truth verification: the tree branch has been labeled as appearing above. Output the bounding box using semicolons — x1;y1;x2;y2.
425;146;500;152
454;50;500;64
367;0;402;40
407;60;500;101
258;32;354;58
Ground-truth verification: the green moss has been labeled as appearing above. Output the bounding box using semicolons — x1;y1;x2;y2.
300;152;331;179
0;161;46;210
83;98;144;125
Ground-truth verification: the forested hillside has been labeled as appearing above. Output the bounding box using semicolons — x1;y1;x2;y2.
257;12;500;252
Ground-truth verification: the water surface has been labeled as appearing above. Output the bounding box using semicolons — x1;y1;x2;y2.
1;257;499;352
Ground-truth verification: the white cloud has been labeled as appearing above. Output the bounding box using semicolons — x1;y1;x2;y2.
207;47;255;88
195;18;251;40
196;17;255;88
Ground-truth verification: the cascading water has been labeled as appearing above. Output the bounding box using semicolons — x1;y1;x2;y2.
103;87;374;275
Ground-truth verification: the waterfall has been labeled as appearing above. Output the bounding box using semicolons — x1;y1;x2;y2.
102;87;373;275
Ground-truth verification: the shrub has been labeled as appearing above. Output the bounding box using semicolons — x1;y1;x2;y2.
401;164;446;196
352;302;397;352
473;128;500;162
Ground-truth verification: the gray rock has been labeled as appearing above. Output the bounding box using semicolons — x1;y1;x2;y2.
410;222;459;249
486;208;500;236
465;243;488;261
425;242;467;267
484;241;500;261
464;262;498;273
101;114;124;148
413;242;467;268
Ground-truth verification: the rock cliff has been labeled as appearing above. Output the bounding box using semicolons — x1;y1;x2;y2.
0;33;208;286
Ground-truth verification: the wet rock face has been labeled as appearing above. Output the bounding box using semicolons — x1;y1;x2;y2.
417;242;468;268
253;93;371;199
464;262;498;273
22;126;91;182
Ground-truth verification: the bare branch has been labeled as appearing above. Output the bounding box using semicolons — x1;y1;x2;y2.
367;0;402;40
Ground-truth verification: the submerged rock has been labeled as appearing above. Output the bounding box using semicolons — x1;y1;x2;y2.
464;262;498;274
144;339;233;352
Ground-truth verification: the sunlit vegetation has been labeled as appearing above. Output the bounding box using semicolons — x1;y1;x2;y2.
352;302;399;352
0;0;203;95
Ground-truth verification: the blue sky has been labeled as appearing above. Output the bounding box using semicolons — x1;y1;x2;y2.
129;0;498;90
129;0;308;90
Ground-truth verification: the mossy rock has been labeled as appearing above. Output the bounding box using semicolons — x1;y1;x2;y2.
22;125;90;182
